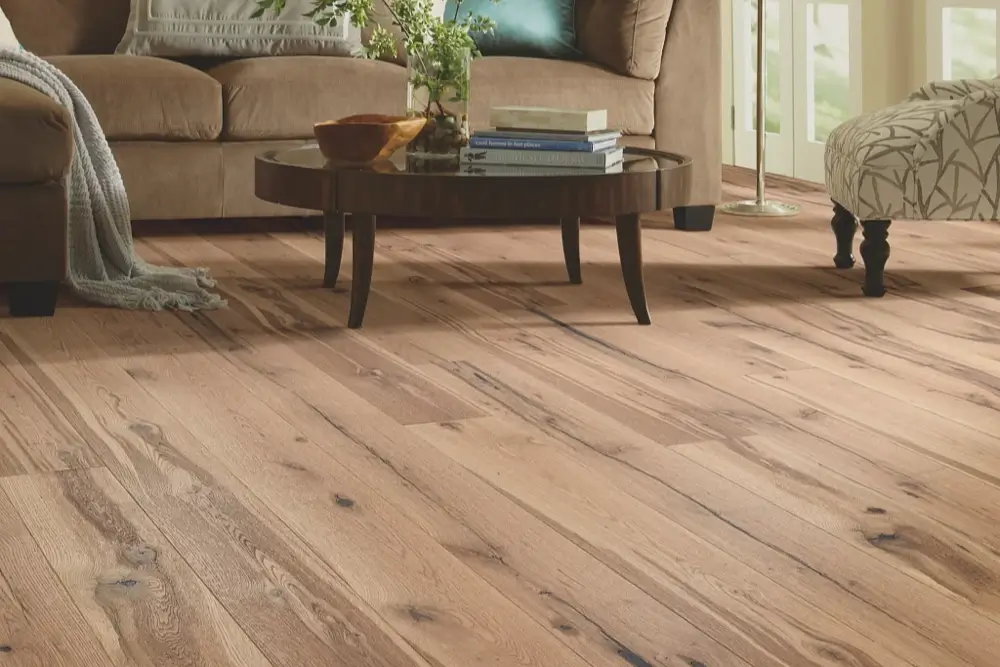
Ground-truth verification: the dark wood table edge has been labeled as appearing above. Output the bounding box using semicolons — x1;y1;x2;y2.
254;148;694;329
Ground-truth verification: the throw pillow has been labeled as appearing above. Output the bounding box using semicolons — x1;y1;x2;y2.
0;6;20;50
575;0;673;80
445;0;582;60
116;0;362;57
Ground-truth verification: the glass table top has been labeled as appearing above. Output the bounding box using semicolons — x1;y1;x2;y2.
263;144;684;178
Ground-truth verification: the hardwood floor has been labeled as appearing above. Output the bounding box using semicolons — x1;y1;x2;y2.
2;173;1000;666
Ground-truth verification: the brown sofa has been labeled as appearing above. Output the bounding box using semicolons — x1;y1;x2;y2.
0;0;721;316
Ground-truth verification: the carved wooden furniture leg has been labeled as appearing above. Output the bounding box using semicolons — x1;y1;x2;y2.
860;220;891;297
348;214;376;329
560;217;582;284
673;205;716;232
8;281;60;317
324;210;346;288
831;201;858;269
615;213;651;325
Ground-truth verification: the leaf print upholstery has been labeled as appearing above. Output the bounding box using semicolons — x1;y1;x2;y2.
826;81;1000;222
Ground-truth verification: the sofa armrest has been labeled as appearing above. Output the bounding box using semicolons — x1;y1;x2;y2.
0;78;74;184
654;0;722;207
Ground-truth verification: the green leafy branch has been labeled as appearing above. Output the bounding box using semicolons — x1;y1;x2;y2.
253;0;498;110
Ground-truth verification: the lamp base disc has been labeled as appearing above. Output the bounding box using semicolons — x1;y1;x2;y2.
719;200;801;218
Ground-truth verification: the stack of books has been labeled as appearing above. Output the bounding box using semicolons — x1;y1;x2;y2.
459;106;624;175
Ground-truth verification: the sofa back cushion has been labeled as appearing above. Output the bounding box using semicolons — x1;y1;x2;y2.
0;0;131;55
576;0;673;80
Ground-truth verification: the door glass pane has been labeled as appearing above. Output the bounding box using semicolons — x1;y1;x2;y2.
748;0;782;133
944;8;998;80
808;3;851;143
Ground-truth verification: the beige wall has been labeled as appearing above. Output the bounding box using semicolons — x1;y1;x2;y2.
861;0;929;112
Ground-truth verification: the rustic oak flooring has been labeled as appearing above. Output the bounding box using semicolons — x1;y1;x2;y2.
2;172;1000;667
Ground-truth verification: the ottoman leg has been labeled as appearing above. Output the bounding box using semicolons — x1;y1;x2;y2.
831;202;858;269
860;220;891;297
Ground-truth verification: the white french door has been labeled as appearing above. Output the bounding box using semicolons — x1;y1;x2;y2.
730;0;862;183
926;0;1000;82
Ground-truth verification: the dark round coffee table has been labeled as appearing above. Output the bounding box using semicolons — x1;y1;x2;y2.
255;147;692;329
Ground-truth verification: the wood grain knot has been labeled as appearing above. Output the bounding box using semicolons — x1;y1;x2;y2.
405;606;435;623
334;494;356;509
615;645;655;667
552;621;577;635
682;659;708;667
124;544;158;565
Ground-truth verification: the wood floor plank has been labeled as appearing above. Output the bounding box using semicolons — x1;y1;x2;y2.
410;356;996;667
1;174;998;666
749;368;1000;485
410;417;923;667
0;325;428;667
1;468;274;667
138;237;484;426
0;486;112;667
0;341;99;476
114;294;759;667
674;436;1000;608
61;309;595;667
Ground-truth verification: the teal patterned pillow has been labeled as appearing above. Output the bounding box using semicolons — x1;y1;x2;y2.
446;0;582;60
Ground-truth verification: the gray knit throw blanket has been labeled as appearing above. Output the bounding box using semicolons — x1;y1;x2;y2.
0;48;225;311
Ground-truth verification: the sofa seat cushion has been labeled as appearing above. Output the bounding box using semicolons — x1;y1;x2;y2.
470;57;655;136
45;55;223;141
208;57;408;140
0;79;74;183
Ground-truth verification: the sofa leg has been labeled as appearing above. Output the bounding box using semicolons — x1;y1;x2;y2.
8;281;60;317
859;221;891;298
673;205;715;232
831;201;858;269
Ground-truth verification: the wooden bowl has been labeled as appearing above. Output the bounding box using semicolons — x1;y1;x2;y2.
313;114;427;164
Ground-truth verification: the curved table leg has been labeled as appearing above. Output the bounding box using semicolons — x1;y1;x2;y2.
324;210;346;288
615;213;651;325
560;217;582;284
348;213;376;329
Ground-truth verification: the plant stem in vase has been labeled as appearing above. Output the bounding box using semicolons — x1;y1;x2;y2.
407;47;471;161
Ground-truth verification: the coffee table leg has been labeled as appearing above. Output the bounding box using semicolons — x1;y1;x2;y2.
615;213;651;325
560;217;582;284
348;213;376;329
324;211;346;288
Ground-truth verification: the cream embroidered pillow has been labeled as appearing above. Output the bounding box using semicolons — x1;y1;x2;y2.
116;0;361;57
0;6;20;51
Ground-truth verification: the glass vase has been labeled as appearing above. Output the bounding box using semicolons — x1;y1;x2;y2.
406;47;471;163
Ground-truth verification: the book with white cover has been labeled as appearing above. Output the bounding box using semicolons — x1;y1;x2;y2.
489;106;608;134
460;146;624;169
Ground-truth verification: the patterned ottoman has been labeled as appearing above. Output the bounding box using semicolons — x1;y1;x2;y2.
825;78;1000;296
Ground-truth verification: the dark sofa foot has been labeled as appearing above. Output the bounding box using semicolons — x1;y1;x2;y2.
8;281;60;317
673;205;716;232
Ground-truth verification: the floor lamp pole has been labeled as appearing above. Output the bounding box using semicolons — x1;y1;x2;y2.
720;0;800;218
